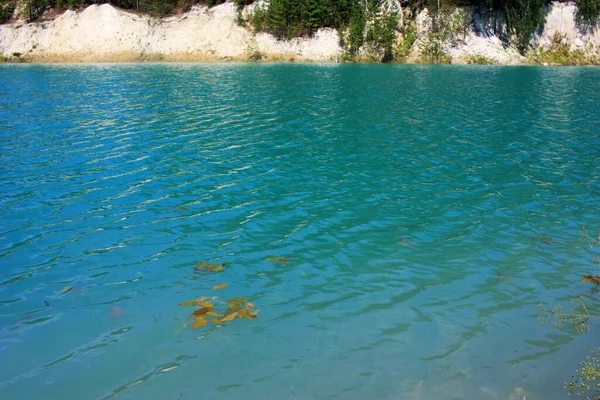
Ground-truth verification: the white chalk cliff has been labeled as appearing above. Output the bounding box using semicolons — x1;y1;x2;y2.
0;1;599;63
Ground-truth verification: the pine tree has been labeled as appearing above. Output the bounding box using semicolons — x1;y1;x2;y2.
304;0;322;34
267;0;287;39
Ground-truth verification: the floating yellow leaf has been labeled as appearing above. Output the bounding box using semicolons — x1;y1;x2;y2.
179;299;214;308
226;299;236;308
225;305;242;315
266;257;288;264
206;311;223;317
213;283;229;290
214;264;225;272
192;307;213;316
191;317;208;330
582;275;600;285
206;264;216;272
210;318;221;324
221;313;238;323
197;262;206;269
233;297;247;303
59;286;73;294
179;299;198;306
238;309;250;319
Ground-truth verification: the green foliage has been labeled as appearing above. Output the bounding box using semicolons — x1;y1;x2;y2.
465;53;496;64
304;0;322;34
26;0;49;21
394;23;416;62
0;0;15;24
576;0;600;27
528;32;599;65
504;0;549;53
150;0;173;17
565;349;600;399
246;37;263;61
266;0;287;39
235;8;246;26
347;5;365;55
249;4;267;32
421;5;467;64
366;8;399;62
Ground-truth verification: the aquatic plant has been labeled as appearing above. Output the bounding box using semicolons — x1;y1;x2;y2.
539;226;600;399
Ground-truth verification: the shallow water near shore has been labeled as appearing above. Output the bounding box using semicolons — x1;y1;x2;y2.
1;64;600;400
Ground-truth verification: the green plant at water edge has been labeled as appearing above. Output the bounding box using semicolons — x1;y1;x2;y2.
539;226;600;399
394;21;416;62
420;5;470;64
347;6;366;57
366;9;399;62
246;37;263;61
465;54;496;64
528;32;599;65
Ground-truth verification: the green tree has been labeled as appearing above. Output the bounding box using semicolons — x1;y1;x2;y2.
305;0;323;34
576;0;600;27
267;0;287;38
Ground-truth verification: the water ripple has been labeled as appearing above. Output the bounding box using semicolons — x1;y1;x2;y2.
0;64;599;400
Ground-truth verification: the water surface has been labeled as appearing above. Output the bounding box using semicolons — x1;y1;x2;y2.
1;64;600;400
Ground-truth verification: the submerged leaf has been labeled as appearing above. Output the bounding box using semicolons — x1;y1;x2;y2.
266;257;288;264
191;317;208;330
206;311;222;317
210;318;221;324
233;297;247;303
238;309;250;319
221;313;238;323
213;283;229;290
197;262;206;269
192;307;213;316
59;286;73;294
246;303;255;311
225;305;242;315
582;275;600;285
179;299;214;308
226;300;236;308
214;264;225;272
206;264;216;272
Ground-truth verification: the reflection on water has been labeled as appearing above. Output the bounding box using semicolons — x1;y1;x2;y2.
0;64;599;399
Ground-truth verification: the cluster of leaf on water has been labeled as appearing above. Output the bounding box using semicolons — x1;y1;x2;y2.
179;257;287;331
179;296;257;330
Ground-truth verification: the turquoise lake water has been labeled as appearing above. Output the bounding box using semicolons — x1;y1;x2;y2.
1;64;599;400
